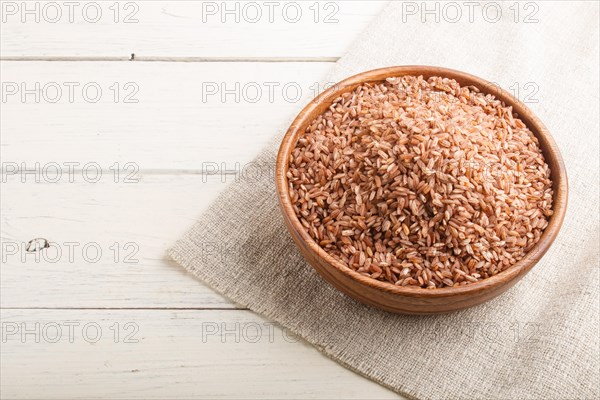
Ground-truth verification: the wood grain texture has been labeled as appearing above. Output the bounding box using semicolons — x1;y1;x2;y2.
275;66;568;314
0;175;240;309
0;61;331;169
1;1;386;58
0;309;400;399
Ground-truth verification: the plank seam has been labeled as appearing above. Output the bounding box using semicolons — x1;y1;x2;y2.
0;307;248;310
1;56;339;63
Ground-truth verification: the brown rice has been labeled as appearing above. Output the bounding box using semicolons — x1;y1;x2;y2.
287;75;553;288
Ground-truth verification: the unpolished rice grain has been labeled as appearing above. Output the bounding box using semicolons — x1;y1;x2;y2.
287;75;553;288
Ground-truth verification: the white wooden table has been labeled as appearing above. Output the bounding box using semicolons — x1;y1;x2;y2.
1;1;402;398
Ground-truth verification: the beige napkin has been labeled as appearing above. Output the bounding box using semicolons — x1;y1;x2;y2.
169;2;600;399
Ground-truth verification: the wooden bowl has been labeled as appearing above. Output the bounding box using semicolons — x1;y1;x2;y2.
275;66;568;314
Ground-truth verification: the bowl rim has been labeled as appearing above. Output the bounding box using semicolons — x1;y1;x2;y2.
275;65;568;299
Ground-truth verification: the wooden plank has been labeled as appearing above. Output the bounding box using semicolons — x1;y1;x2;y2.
1;60;332;170
1;60;329;309
1;1;386;58
0;309;402;399
1;175;242;308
